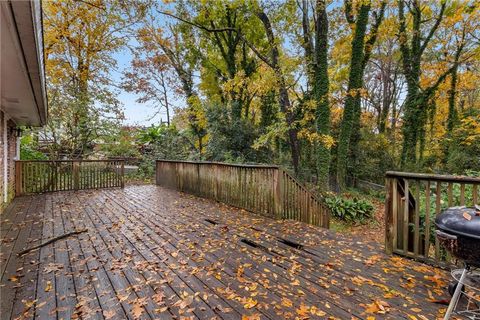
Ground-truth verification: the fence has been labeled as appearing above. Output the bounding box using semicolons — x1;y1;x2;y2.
15;160;125;196
385;171;480;265
156;160;330;228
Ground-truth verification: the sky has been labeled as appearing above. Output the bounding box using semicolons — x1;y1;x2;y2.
110;10;179;128
111;46;166;127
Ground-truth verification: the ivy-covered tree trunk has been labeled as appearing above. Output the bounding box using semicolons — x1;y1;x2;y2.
335;3;371;191
301;0;315;91
401;91;422;167
447;66;459;133
398;0;424;168
314;0;331;191
398;0;447;169
335;0;386;190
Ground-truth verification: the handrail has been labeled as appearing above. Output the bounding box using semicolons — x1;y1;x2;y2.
386;171;480;184
385;171;479;266
155;160;330;228
154;159;281;169
281;167;325;202
15;159;126;163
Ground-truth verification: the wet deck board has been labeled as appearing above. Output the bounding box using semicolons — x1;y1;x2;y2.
0;185;450;319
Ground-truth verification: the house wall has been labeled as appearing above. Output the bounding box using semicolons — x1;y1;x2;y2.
0;110;18;213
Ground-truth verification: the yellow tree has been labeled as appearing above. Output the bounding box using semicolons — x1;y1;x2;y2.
42;0;147;158
423;2;480;170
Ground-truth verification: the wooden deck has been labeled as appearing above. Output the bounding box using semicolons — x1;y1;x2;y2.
1;185;451;319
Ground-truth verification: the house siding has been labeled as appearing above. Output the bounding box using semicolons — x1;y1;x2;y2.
0;110;17;213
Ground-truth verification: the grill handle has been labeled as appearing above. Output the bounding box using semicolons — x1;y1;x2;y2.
435;230;457;240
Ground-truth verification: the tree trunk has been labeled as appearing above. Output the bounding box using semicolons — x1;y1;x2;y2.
336;3;371;191
314;0;331;191
301;0;315;91
378;65;392;134
256;10;300;174
397;0;446;169
400;89;421;168
447;63;459;134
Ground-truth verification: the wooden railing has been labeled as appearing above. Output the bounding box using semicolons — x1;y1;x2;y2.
385;171;480;265
15;160;125;196
156;160;330;228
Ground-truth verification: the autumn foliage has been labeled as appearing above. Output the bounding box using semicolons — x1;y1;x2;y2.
27;0;480;189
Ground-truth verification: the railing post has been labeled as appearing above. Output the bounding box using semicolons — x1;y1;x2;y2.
214;164;219;200
385;177;394;254
73;161;80;190
155;161;160;185
273;168;283;220
120;161;125;188
15;161;22;196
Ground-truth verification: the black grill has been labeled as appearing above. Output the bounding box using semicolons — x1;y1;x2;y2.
435;206;480;267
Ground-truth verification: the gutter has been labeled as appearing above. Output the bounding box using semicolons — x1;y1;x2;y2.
3;113;8;203
8;0;48;126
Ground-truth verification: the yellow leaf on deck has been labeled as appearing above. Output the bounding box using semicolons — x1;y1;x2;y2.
296;304;309;317
281;297;293;307
243;298;258;309
310;305;326;316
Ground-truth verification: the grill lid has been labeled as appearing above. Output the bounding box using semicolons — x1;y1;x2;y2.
435;206;480;240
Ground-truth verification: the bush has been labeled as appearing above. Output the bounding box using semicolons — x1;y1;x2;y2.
324;195;374;224
353;131;397;184
20;135;48;160
445;110;480;174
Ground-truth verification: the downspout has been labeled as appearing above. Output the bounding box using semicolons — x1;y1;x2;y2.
15;135;20;160
3;114;8;204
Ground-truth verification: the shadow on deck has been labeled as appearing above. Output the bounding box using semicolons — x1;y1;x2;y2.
1;185;450;319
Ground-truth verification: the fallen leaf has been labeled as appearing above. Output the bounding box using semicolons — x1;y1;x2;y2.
281;297;293;308
243;297;258;309
296;304;309;317
103;310;116;320
363;300;390;314
132;303;144;319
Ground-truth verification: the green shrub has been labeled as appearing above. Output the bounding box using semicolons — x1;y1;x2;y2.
20;135;47;160
324;195;374;224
